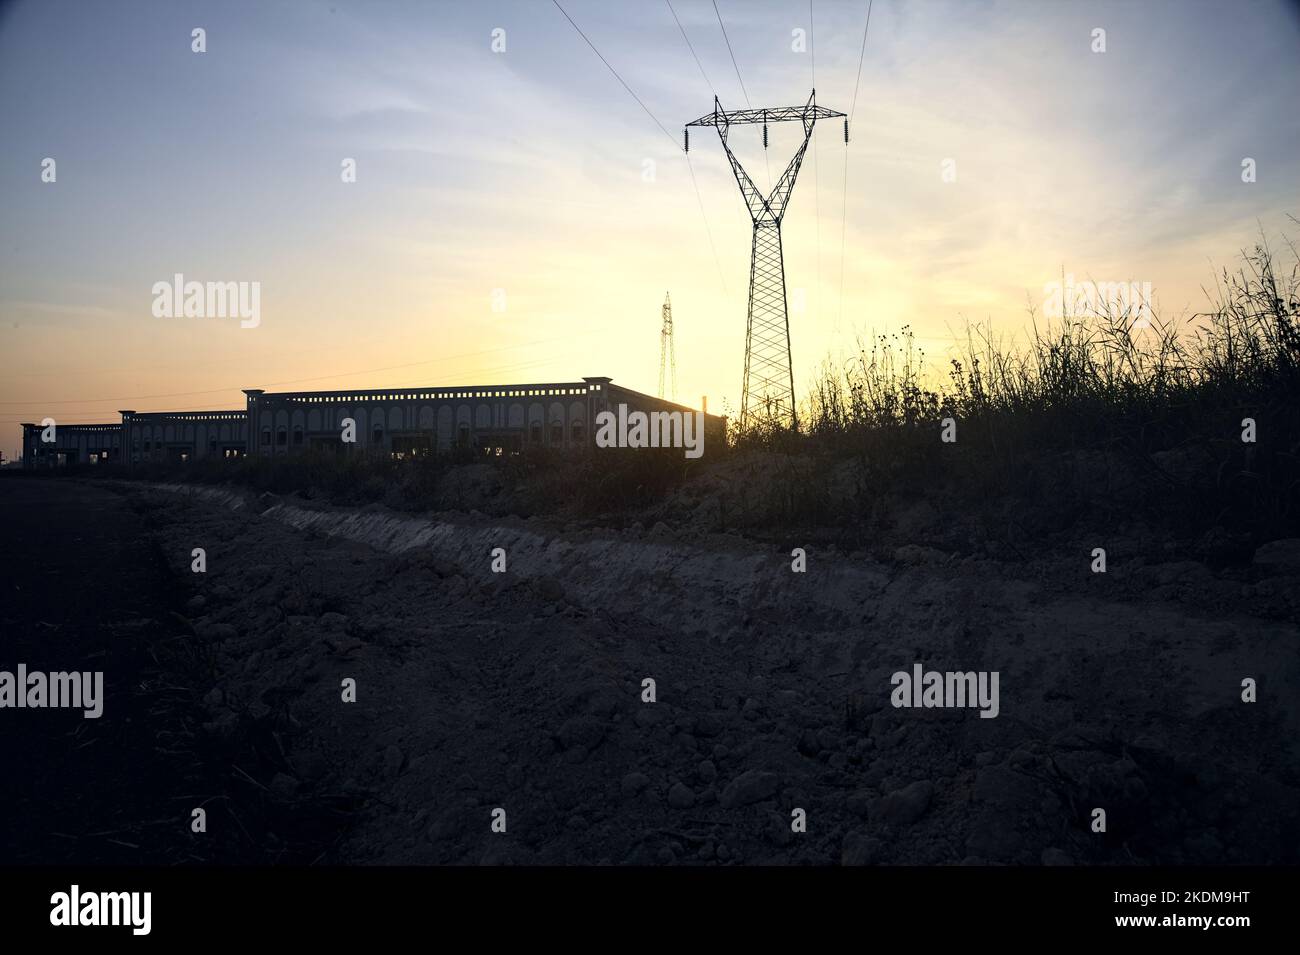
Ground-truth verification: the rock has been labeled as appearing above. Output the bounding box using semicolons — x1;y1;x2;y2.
535;576;566;603
846;790;874;818
291;751;329;782
720;770;780;808
621;772;650;796
862;761;888;787
383;745;404;778
1144;561;1212;586
667;782;696;809
697;759;717;783
186;595;207;613
269;772;300;799
202;686;224;709
841;831;880;865
198;622;237;642
201;709;238;741
318;611;350;632
767;810;795;846
245;563;274;586
1008;748;1036;769
556;716;606;751
893;544;948;565
817;727;843;751
797;729;820;757
876;780;934;826
634;707;664;729
1041;847;1073;866
1253;539;1300;571
1195;527;1253;563
431;559;460;578
693;712;724;738
966;766;1042;861
428;807;467;841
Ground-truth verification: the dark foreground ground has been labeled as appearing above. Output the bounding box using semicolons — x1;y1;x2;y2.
0;480;197;862
2;476;1298;865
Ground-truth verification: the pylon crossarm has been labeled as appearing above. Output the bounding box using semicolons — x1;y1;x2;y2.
686;104;845;127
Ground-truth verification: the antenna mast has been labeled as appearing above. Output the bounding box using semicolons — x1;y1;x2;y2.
658;292;677;401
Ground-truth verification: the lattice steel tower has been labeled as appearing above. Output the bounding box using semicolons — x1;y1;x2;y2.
687;90;845;430
658;292;677;401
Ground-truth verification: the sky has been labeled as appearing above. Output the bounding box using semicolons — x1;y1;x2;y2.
1;0;1298;459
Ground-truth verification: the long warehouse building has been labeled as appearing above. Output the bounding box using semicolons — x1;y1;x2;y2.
20;376;724;467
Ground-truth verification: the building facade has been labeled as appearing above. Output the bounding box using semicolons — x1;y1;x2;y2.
21;376;725;466
120;410;250;463
20;422;123;468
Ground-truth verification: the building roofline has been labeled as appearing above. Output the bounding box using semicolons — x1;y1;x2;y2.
246;379;602;400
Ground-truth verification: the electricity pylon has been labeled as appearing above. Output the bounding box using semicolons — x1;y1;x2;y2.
686;90;845;430
658;292;677;401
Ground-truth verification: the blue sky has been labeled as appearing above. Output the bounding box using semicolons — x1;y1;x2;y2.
1;0;1298;457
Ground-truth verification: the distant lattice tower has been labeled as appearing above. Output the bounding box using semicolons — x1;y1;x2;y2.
658;292;677;401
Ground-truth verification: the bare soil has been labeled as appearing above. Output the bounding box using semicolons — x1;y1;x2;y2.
49;476;1295;866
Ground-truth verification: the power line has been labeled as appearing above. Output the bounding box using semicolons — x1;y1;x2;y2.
551;0;679;151
665;0;742;280
811;0;821;332
710;0;768;187
711;0;750;107
551;0;727;293
849;0;875;124
685;155;729;294
665;0;713;92
839;0;874;334
809;0;816;82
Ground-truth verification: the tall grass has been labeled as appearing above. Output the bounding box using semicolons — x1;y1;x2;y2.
738;236;1300;545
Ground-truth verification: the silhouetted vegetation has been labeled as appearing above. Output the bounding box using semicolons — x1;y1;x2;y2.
733;234;1299;551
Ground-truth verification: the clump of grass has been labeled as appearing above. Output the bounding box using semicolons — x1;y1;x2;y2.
737;234;1300;548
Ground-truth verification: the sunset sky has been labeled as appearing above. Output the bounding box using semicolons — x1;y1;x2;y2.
2;0;1298;459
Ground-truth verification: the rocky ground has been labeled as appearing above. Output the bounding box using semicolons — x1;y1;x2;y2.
69;477;1298;866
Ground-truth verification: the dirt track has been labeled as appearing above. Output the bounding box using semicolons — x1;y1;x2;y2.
93;479;1300;865
3;477;1298;864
